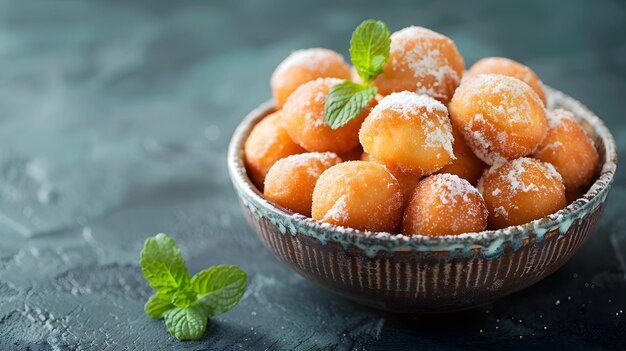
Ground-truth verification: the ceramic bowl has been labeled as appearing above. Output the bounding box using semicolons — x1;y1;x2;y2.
227;87;617;313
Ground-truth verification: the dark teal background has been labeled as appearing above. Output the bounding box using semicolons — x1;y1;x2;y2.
0;0;624;349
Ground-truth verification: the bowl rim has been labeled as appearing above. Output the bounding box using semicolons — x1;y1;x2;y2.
227;86;617;254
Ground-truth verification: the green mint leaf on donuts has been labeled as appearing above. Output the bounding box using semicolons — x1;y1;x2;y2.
350;19;391;84
325;81;377;129
140;233;248;341
324;19;390;129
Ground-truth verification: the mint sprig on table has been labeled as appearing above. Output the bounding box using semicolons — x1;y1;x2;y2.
324;19;391;129
141;233;247;341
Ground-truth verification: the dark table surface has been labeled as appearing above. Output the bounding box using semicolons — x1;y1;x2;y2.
0;0;625;350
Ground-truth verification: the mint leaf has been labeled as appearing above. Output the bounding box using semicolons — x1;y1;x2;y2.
324;81;377;129
140;234;247;342
172;289;197;308
323;20;390;129
145;292;174;318
140;233;190;295
350;19;391;84
191;265;247;316
164;305;209;341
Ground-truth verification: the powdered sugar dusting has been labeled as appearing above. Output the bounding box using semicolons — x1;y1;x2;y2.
478;157;564;219
480;158;526;193
374;91;448;115
322;194;349;222
542;160;563;183
281;152;340;178
271;48;346;88
503;159;539;193
493;206;509;219
471;57;537;88
283;77;344;130
312;161;405;232
256;136;280;159
425;121;455;158
394;26;449;42
452;74;545;164
407;173;487;234
545;108;575;128
432;173;479;205
369;92;454;158
248;113;286;158
390;26;461;100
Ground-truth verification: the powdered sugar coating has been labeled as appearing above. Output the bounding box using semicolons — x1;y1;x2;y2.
449;74;547;165
478;158;562;194
272;49;344;80
264;152;341;216
321;194;348;222
429;173;482;204
280;152;341;178
392;27;461;97
545;108;575;128
285;77;343;119
312;161;404;232
533;109;599;189
360;92;455;174
468;57;546;104
478;157;566;229
271;48;351;107
371;91;448;117
402;173;488;235
244;111;305;189
283;78;367;154
373;26;465;103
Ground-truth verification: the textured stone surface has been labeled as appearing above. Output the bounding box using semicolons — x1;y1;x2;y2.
0;0;624;349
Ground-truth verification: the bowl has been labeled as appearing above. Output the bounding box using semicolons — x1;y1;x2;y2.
227;87;617;313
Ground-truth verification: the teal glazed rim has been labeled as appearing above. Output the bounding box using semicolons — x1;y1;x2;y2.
228;86;617;260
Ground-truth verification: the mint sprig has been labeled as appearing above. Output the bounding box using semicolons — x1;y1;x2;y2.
324;19;391;129
350;20;391;83
141;233;247;341
324;81;377;129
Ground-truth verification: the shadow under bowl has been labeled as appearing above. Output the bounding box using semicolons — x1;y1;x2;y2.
227;87;617;313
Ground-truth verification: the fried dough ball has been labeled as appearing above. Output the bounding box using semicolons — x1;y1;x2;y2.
532;109;599;190
283;78;371;154
449;74;547;165
478;158;566;229
359;152;421;202
435;127;487;184
389;169;422;204
244;111;305;189
312;161;403;232
271;48;351;108
360;152;422;200
468;57;546;105
373;26;465;103
402;174;488;236
359;92;455;175
264;152;341;216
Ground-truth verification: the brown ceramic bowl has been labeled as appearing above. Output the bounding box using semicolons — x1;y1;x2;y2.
228;87;617;313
